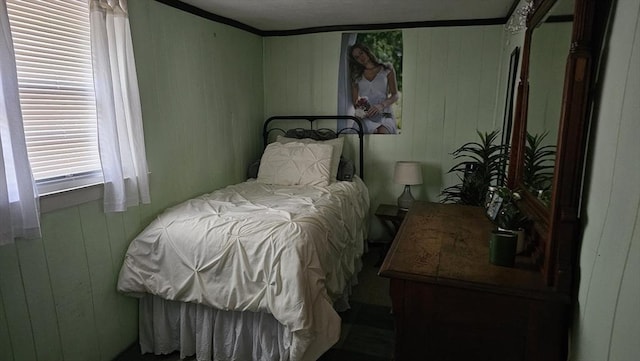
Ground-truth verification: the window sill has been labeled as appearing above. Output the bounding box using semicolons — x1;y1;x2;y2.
39;183;103;214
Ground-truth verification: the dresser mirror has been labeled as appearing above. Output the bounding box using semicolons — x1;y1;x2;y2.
524;1;573;205
508;0;610;290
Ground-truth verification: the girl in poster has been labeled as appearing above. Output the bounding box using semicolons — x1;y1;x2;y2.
348;43;400;134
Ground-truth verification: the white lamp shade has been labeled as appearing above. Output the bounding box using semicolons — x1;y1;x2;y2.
393;161;423;185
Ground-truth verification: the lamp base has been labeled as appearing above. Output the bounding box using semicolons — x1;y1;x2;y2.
397;185;415;210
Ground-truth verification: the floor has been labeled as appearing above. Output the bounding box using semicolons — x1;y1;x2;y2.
348;245;393;308
113;249;394;360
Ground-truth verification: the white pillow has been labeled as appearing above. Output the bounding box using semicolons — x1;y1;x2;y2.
257;142;333;186
276;135;344;182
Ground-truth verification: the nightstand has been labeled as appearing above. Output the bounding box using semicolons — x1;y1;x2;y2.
373;203;407;265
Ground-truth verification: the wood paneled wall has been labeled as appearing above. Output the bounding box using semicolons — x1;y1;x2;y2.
264;26;506;240
2;0;636;360
0;0;264;360
572;0;640;359
0;203;143;360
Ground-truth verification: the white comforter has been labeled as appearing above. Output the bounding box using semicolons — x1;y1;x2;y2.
117;176;369;361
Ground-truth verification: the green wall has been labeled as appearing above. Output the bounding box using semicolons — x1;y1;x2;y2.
1;0;637;360
571;0;640;359
0;0;264;360
264;26;506;240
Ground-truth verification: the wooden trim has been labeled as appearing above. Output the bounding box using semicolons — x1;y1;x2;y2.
547;15;574;23
154;0;263;35
39;183;103;213
154;0;508;36
260;18;507;37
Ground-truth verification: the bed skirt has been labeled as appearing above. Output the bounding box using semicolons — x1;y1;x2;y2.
139;294;292;361
138;261;360;361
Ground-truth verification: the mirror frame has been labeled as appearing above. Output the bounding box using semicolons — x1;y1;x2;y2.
508;0;611;291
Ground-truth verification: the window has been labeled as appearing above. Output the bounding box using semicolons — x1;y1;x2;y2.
6;0;102;195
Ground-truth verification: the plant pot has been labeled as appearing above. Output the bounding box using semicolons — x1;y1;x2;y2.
489;230;518;267
498;227;526;254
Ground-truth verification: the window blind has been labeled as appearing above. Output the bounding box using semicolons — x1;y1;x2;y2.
6;0;102;194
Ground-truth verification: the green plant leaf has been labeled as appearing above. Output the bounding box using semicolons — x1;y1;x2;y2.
440;129;508;206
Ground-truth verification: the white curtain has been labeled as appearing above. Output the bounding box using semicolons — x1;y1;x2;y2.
89;0;150;212
0;0;41;246
337;33;357;130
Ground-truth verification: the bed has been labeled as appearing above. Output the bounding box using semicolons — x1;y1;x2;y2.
117;116;369;361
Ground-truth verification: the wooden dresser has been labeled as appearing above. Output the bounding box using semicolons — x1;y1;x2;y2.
379;201;569;361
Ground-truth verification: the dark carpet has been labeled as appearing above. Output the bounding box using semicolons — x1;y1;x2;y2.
319;301;395;361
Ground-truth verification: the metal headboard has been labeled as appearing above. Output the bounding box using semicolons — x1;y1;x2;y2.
263;115;365;180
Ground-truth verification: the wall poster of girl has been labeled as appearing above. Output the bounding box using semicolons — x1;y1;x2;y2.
338;31;403;134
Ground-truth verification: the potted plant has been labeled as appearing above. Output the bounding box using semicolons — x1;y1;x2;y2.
440;130;509;206
524;131;556;206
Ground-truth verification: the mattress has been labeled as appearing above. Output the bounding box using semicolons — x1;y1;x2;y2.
117;176;369;361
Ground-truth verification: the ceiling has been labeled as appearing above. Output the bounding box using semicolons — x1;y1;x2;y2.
170;0;519;33
162;0;574;35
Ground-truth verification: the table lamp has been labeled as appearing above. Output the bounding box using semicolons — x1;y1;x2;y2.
393;161;423;210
